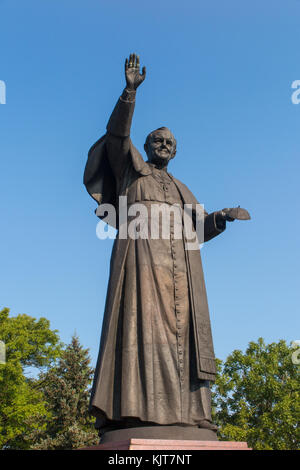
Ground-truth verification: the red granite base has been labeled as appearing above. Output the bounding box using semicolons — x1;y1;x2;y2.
80;438;251;450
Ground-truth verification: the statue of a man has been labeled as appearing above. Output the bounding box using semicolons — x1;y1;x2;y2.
84;54;237;441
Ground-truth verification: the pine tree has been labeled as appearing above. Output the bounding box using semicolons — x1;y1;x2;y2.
28;335;98;449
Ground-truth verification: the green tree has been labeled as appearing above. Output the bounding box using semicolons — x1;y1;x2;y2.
212;338;300;450
28;335;98;449
0;307;61;449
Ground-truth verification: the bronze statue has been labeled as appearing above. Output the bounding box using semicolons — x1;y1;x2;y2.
84;54;250;442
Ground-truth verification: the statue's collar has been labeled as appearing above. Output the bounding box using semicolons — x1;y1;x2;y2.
146;162;170;174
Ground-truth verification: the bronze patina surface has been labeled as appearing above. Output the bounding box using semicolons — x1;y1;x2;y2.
84;54;250;441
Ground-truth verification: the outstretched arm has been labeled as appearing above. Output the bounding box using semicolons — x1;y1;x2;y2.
204;207;251;242
203;209;235;242
105;54;146;175
84;54;146;202
107;54;146;137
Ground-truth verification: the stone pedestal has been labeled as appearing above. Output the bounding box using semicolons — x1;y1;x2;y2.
99;425;218;443
80;438;251;450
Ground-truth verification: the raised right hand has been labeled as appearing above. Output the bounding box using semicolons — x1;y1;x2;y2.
125;53;146;91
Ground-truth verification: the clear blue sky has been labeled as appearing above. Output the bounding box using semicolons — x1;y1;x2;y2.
0;0;299;369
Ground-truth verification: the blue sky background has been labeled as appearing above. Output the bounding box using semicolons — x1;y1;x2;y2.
0;0;299;370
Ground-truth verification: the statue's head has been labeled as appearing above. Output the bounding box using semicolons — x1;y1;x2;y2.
144;127;177;166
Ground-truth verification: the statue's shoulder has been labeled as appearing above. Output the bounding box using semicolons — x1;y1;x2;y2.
129;141;152;176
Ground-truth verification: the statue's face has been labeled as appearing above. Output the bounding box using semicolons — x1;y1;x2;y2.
145;128;176;165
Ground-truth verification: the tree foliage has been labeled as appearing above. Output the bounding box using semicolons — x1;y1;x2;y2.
2;306;298;450
28;335;98;449
0;307;61;449
212;338;300;450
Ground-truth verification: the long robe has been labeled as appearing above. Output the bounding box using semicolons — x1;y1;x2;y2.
84;91;225;430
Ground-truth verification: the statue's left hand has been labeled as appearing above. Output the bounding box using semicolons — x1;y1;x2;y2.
217;207;251;223
219;208;235;222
